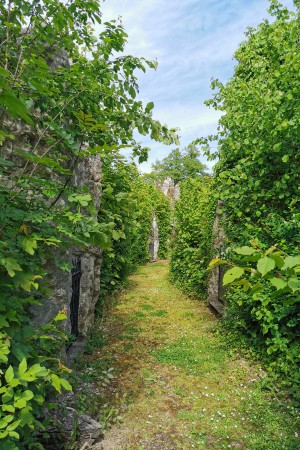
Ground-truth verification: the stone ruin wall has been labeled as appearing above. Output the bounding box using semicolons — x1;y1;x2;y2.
0;45;102;340
207;201;226;315
1;118;103;339
156;176;180;207
148;177;180;261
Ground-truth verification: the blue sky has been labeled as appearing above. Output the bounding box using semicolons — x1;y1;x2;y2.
100;0;295;172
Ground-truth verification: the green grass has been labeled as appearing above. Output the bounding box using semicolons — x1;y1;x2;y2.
73;262;300;449
139;304;154;311
153;336;226;375
150;309;168;317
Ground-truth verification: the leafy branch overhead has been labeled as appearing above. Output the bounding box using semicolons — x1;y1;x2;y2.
0;0;179;447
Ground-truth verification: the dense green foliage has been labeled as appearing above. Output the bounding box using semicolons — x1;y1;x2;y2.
170;176;215;296
194;1;300;397
199;1;299;251
98;151;171;302
151;144;207;184
210;242;300;398
0;0;177;446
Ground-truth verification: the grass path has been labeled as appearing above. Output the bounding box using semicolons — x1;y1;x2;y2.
79;262;299;449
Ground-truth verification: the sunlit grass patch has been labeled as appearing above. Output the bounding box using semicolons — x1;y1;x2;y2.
75;262;300;449
139;303;155;311
150;309;168;317
131;311;147;321
152;336;226;375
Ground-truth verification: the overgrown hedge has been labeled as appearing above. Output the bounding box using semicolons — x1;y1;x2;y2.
197;2;300;399
170;2;299;400
99;152;171;302
0;0;177;446
170;176;215;296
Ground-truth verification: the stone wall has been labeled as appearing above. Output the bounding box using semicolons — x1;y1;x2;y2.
148;211;159;261
31;154;103;338
1;45;103;339
156;176;180;206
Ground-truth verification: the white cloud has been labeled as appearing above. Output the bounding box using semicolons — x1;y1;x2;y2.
100;0;296;172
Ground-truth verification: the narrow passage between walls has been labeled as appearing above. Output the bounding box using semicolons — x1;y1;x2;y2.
74;262;299;450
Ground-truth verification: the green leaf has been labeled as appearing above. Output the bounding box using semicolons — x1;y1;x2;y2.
145;101;154;113
270;277;287;290
5;366;14;384
20;363;48;381
14;398;26;409
112;230;120;240
33;395;44;405
0;316;9;327
6;420;21;431
9;379;20;388
60;378;72;391
223;266;244;285
282;256;300;270
51;374;61;392
53;312;67;322
13;272;37;292
0;67;10;77
0;93;33;124
288;278;300;292
208;258;227;268
2;405;15;413
129;85;136;98
233;246;257;255
68;193;92;206
257;257;275;276
2;387;14;403
8;430;20;440
270;254;284;269
0;257;22;277
20;236;38;255
19;359;27;377
22;390;34;401
0;415;13;425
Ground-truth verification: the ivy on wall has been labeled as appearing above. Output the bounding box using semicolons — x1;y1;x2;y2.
0;0;178;446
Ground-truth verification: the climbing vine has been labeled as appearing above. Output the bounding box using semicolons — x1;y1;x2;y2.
0;0;178;446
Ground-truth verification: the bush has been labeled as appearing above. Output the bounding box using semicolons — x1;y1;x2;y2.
170;176;215;296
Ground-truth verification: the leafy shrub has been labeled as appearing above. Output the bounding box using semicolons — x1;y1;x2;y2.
0;0;178;446
0;307;72;448
192;1;300;399
99;152;171;302
198;2;300;252
170;176;215;296
210;241;300;399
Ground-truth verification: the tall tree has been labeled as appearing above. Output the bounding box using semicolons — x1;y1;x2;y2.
151;144;207;183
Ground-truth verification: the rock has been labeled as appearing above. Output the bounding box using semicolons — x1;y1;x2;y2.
156;176;180;206
149;211;159;261
45;407;104;448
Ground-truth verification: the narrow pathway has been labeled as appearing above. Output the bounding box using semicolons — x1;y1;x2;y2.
83;262;299;450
